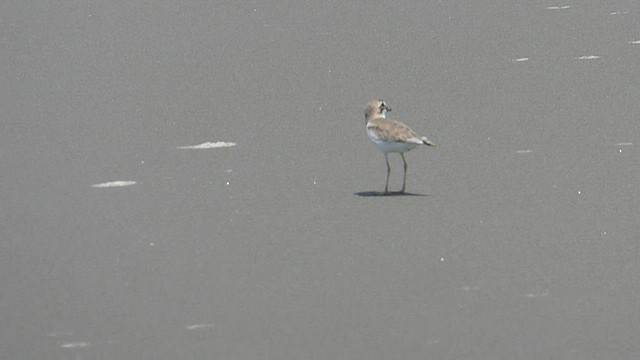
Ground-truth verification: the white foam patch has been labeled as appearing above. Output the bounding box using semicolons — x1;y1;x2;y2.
576;55;600;60
186;324;214;330
546;6;570;10
177;142;237;149
516;149;532;153
525;291;550;298
631;40;640;44
513;57;529;62
92;181;137;188
60;342;91;349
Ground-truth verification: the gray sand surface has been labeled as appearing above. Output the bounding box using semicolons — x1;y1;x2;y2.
2;1;639;358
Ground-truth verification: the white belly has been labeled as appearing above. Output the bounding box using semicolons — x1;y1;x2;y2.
372;140;418;153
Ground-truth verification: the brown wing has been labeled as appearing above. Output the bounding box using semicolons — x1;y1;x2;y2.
368;118;420;142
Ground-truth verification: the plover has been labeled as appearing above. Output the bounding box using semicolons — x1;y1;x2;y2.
364;99;435;194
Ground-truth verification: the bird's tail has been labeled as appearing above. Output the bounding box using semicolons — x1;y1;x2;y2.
422;137;435;146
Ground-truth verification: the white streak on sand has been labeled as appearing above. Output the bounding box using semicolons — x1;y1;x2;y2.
177;142;237;149
513;57;529;62
631;40;640;45
92;181;136;188
186;324;214;330
60;342;91;349
615;142;633;146
516;149;532;154
545;6;570;10
525;291;550;298
576;55;600;60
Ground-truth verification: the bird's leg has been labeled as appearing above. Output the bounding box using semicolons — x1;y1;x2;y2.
384;153;391;194
401;153;407;193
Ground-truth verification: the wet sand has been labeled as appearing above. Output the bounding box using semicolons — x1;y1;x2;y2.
2;1;640;358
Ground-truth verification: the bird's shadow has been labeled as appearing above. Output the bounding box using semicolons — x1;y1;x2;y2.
355;191;428;197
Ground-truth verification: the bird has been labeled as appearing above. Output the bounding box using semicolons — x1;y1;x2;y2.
364;99;435;194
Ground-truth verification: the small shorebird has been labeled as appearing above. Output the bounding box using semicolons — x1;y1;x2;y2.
364;99;435;194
